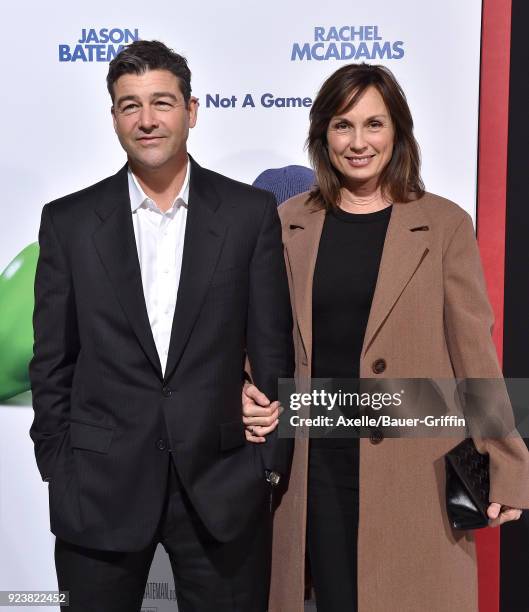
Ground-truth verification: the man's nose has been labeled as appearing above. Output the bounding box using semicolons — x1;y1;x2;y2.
138;106;158;130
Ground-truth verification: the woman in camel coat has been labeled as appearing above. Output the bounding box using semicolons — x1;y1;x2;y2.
243;63;529;612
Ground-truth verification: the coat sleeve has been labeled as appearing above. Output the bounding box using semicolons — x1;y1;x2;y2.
443;212;529;508
246;193;295;476
28;204;79;481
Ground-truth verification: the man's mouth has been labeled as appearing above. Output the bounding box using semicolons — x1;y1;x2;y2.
137;136;164;142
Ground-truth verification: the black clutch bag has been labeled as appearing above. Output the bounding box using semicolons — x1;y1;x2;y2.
445;438;490;530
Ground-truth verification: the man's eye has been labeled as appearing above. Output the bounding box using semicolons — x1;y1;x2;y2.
121;104;139;114
155;101;172;108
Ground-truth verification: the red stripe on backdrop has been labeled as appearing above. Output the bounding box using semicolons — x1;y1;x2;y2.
476;0;512;611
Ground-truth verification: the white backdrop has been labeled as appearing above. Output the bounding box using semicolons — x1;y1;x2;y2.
0;1;482;610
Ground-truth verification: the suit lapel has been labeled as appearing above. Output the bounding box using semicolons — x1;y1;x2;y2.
362;201;430;355
163;159;227;383
92;165;163;378
283;205;326;362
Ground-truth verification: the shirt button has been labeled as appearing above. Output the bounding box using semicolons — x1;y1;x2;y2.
156;438;167;451
370;429;384;445
162;387;172;397
372;359;387;374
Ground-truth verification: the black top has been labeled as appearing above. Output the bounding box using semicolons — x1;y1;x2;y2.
312;205;392;379
310;204;391;451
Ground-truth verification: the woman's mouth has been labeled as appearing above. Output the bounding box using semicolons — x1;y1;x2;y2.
345;155;375;167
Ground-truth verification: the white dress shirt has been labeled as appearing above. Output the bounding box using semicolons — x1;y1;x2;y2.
128;161;190;375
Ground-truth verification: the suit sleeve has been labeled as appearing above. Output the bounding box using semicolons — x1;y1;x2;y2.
29;204;79;481
443;212;529;508
246;193;295;475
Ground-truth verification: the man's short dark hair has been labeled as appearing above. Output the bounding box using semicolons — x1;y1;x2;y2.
107;40;192;103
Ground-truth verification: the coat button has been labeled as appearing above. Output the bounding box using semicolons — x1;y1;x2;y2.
372;358;386;374
162;386;172;397
156;439;167;451
370;429;384;445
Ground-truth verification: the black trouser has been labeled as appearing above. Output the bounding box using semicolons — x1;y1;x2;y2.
55;459;272;612
307;439;359;612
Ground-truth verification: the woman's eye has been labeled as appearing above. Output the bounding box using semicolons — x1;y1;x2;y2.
369;121;382;129
334;122;349;131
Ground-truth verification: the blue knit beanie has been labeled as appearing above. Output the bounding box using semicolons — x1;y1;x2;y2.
253;165;315;205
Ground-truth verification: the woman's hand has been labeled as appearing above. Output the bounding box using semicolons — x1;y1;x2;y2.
242;382;282;443
487;502;522;527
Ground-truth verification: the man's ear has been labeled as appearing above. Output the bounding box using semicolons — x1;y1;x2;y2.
188;96;199;129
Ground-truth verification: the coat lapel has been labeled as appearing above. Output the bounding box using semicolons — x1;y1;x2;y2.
362;201;430;355
284;199;430;363
92;165;163;378
283;205;326;362
163;159;227;383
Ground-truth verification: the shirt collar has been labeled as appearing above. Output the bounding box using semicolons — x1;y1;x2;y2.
127;157;191;214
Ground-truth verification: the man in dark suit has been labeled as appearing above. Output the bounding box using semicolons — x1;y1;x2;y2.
29;39;294;611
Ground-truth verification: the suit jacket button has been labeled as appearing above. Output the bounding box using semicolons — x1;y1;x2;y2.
372;358;386;374
162;386;172;397
156;439;167;451
370;429;384;445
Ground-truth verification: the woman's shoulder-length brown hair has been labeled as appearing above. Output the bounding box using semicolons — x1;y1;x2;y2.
307;63;425;210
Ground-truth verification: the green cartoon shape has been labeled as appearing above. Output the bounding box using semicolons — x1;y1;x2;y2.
0;243;38;401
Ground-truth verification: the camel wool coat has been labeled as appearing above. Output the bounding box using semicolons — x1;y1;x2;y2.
268;191;529;612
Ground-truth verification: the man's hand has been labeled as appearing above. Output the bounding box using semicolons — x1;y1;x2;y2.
242;383;282;443
487;502;522;527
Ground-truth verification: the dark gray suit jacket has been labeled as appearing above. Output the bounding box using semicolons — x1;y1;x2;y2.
29;157;294;551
